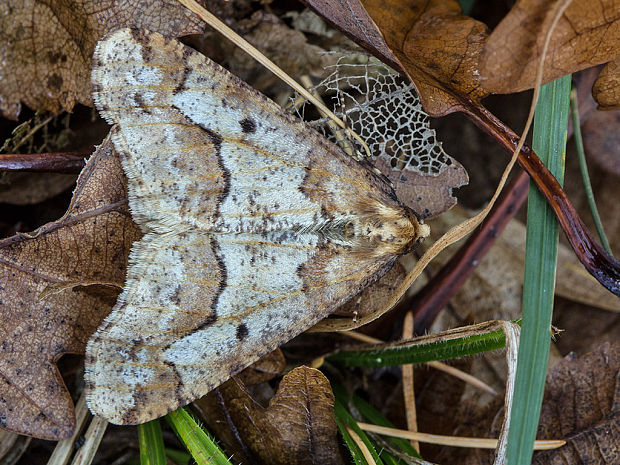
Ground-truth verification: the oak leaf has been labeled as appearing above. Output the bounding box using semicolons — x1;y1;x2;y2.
0;0;207;119
302;0;489;116
480;0;620;109
0;135;141;439
194;367;344;465
303;0;620;113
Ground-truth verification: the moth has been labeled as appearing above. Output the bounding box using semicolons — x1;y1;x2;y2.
86;28;430;424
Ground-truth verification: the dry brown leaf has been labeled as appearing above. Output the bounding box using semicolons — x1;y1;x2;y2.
572;66;620;176
194;367;343;465
0;134;141;439
427;207;620;326
332;261;406;318
414;356;473;459
0;0;207;119
305;0;620;115
303;0;489;116
532;342;620;464
236;349;287;386
435;343;618;465
582;109;620;176
593;58;620;110
564;142;620;260
374;157;470;220
480;0;620;102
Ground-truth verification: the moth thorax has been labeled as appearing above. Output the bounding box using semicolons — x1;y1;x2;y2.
355;198;430;256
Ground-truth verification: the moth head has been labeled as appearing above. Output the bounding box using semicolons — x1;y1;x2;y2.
353;197;430;257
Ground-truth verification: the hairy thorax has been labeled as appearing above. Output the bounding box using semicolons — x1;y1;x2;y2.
206;195;430;258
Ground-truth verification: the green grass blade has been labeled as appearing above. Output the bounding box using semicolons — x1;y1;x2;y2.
165;408;232;465
334;402;378;465
165;448;191;465
138;419;166;465
333;386;386;465
506;75;571;464
569;87;612;254
327;322;510;367
335;412;372;465
352;395;422;460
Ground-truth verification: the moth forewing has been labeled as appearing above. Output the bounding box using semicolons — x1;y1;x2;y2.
86;28;429;425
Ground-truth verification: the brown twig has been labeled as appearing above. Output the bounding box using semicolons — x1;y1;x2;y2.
413;170;530;333
401;312;419;451
0;151;88;173
465;104;619;296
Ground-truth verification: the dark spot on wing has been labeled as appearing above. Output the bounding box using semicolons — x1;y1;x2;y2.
236;323;249;341
239;118;256;134
133;93;151;114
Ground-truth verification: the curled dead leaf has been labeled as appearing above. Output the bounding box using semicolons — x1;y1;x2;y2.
480;0;620;103
303;0;489;116
593;58;620;110
0;134;141;439
194;367;343;465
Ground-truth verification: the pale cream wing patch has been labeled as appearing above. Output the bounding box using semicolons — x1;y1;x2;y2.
86;28;408;424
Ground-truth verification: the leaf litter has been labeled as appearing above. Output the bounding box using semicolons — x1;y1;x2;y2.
0;135;140;439
0;0;617;463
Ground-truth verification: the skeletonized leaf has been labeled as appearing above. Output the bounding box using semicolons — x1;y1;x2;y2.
296;58;468;218
303;0;489;116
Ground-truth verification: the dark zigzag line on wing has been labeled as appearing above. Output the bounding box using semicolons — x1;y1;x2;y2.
91;252;391;338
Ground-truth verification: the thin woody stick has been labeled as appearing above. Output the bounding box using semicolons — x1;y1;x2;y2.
345;426;378;464
358;423;565;450
401;311;420;451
